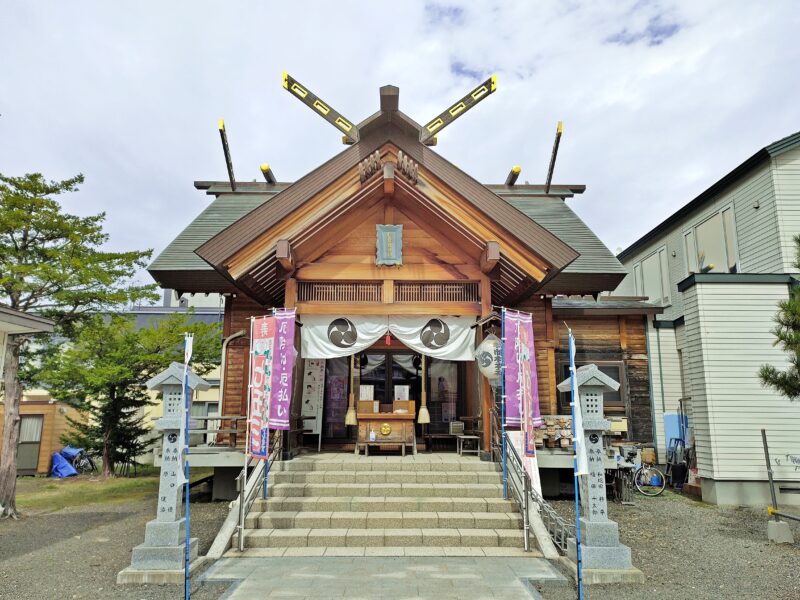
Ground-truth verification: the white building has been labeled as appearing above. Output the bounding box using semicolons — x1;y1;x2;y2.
615;131;800;506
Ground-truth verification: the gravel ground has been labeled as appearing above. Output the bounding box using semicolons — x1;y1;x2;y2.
537;490;800;600
0;490;230;600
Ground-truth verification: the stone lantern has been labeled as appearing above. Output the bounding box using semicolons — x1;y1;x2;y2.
118;362;210;584
557;364;642;583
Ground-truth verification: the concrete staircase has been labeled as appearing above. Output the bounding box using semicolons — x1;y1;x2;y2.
229;453;540;558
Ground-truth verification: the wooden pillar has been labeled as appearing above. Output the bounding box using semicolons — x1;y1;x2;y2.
545;297;557;415
480;274;493;457
285;278;297;309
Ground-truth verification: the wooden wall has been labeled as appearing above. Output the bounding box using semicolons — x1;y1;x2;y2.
554;313;653;444
222;293;655;446
221;295;267;439
513;297;653;443
0;400;84;474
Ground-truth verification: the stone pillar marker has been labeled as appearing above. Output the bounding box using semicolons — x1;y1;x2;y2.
557;364;644;584
118;362;210;585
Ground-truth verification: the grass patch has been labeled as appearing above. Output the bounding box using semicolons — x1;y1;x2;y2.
16;468;213;513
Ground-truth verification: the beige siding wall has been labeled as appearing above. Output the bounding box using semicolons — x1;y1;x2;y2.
646;323;684;460
615;160;785;321
773;146;800;271
675;324;693;424
682;281;799;482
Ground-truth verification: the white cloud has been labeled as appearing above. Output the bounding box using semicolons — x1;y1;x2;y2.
1;0;798;276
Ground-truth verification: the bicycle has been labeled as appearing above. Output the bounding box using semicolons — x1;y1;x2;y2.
624;444;666;497
71;449;98;475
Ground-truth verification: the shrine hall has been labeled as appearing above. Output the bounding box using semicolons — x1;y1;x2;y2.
148;76;661;500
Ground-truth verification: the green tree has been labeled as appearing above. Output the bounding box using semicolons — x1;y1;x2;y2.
759;235;800;400
39;312;221;478
0;172;155;518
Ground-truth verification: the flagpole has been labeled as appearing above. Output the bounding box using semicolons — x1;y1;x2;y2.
265;308;277;500
501;306;507;499
568;328;584;600
183;333;193;600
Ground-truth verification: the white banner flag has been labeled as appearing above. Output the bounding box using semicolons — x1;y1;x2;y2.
569;330;589;476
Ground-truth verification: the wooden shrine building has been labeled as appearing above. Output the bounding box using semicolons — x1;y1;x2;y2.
149;80;661;492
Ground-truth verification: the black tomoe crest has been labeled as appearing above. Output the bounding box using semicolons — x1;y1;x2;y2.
420;318;450;349
328;318;358;348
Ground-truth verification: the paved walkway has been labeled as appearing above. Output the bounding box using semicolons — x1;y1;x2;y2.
202;556;566;599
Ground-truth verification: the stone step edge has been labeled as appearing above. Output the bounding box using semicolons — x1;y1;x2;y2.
270;470;501;480
274;464;500;473
251;497;519;513
238;528;525;549
246;511;523;529
224;546;541;558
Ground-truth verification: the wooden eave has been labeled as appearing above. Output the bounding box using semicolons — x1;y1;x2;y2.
199;146;571;306
196;120;578;275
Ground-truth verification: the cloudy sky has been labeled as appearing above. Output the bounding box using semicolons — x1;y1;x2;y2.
2;1;799;281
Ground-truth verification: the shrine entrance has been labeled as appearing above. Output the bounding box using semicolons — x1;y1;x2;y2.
299;317;475;453
316;353;468;448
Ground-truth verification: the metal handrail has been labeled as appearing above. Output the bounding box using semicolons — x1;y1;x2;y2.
503;432;530;552
235;432;282;551
490;407;503;463
503;431;576;554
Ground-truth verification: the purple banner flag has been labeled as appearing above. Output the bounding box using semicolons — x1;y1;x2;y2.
503;310;541;455
267;309;296;431
248;316;272;459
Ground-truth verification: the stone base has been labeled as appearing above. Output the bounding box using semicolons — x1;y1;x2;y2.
767;520;795;544
559;557;645;585
212;467;239;501
129;537;198;571
566;518;633;570
117;557;207;585
144;518;186;546
567;539;633;570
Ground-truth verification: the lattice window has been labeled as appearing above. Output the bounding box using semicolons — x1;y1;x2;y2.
394;281;480;303
297;281;383;303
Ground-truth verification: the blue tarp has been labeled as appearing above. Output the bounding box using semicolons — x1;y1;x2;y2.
50;452;78;478
59;445;82;461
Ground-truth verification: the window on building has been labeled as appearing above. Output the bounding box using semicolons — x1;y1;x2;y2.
685;208;738;274
632;247;670;305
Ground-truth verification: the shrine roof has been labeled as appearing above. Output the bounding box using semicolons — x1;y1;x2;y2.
148;181;626;297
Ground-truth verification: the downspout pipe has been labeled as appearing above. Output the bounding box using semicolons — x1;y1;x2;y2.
644;319;663;464
219;329;246;414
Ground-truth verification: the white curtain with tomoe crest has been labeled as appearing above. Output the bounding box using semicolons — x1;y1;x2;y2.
300;315;476;360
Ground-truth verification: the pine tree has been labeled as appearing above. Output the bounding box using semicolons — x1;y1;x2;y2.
39;312;221;477
759;234;800;400
0;172;154;518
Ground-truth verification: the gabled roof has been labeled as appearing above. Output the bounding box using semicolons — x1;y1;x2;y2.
618;130;800;261
556;363;621;392
492;187;627;294
148;186;288;292
0;305;55;335
195;121;579;274
147;180;628;298
551;295;663;316
145;362;211;391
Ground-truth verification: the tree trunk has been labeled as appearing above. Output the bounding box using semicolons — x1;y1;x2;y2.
0;335;24;519
102;428;113;478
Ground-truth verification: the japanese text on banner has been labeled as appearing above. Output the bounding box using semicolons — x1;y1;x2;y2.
268;309;296;431
248;316;273;459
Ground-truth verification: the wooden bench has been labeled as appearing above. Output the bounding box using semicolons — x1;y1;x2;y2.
424;432;457;453
359;440;414;457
